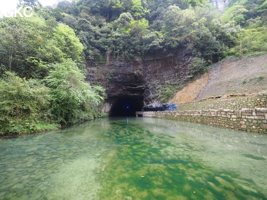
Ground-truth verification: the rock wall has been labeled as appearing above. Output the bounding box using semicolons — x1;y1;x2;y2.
86;51;191;105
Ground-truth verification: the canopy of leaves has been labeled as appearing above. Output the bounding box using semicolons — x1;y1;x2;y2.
0;15;83;79
221;0;267;25
52;1;235;68
0;71;51;134
45;59;105;124
0;6;105;134
221;0;267;57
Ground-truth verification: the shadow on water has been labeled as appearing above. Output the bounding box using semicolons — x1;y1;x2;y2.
0;117;267;199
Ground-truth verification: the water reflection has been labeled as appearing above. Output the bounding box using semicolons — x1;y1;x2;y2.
0;117;267;199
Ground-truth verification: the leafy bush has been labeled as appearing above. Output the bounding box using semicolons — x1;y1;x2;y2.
158;84;185;103
159;86;173;103
0;72;53;135
190;57;209;75
227;26;267;57
0;16;83;79
45;59;105;124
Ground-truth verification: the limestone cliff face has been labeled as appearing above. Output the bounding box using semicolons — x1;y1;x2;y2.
86;50;192;105
210;0;229;11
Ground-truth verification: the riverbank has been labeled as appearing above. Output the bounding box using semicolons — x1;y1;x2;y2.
0;125;60;138
140;92;267;134
0;115;108;138
142;108;267;134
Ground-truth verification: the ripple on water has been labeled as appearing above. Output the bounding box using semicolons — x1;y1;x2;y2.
0;117;267;199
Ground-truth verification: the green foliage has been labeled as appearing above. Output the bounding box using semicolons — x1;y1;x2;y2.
52;23;84;60
134;18;150;29
187;0;208;7
221;4;248;24
258;74;264;81
131;0;150;19
158;84;185;103
142;31;164;52
71;0;224;63
0;71;53;135
190;57;209;75
150;5;236;63
45;59;105;124
159;86;173;103
47;0;266;66
0;59;106;134
258;0;267;12
227;26;267;57
221;0;267;25
0;4;107;135
0;15;83;79
114;12;134;29
1;120;58;136
146;0;207;10
0;72;50;120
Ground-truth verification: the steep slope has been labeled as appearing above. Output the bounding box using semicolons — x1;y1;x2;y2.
168;73;209;104
170;54;267;104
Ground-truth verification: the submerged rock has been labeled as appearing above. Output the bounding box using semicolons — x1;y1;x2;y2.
143;103;178;111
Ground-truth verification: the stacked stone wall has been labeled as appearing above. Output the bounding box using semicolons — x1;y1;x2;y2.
142;107;267;133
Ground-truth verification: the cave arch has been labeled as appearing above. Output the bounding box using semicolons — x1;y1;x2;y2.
109;96;144;116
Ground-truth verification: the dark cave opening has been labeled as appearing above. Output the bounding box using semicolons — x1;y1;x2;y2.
109;96;144;116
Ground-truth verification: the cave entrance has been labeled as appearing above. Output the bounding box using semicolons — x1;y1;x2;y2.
109;96;144;117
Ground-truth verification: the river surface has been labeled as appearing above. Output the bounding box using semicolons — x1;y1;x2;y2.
1;117;267;200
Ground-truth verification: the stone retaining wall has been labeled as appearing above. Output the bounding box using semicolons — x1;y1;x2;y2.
142;108;267;134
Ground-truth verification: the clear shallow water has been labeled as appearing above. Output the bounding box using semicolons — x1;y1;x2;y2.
0;117;267;200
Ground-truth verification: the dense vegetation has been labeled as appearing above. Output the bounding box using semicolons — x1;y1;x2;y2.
222;0;267;57
52;0;267;67
0;5;106;135
0;0;266;135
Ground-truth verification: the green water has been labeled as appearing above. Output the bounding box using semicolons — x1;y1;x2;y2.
1;117;267;200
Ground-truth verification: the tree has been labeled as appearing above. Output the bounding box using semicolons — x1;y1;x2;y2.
0;71;50;134
45;59;105;124
131;0;150;19
0;15;83;78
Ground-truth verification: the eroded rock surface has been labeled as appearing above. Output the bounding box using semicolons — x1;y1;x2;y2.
86;51;191;106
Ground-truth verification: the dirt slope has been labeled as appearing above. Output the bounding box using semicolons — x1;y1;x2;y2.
169;54;267;104
169;73;209;104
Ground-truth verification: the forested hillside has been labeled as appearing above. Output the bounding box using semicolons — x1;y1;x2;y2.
0;0;266;135
53;0;266;71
